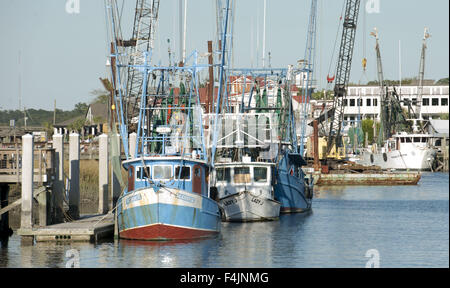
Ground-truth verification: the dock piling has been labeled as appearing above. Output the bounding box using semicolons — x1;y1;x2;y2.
129;132;137;159
0;184;11;240
53;134;64;223
69;133;80;220
99;134;109;214
20;134;34;231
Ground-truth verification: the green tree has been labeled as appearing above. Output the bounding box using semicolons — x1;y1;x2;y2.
436;78;449;85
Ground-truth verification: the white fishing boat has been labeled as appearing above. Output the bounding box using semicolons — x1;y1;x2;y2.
356;132;437;171
213;159;281;222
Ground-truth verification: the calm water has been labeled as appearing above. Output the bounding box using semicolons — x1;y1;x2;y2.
1;173;448;268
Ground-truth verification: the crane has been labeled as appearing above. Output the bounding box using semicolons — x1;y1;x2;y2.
118;0;160;130
371;28;389;142
299;0;318;156
415;28;431;122
326;0;361;156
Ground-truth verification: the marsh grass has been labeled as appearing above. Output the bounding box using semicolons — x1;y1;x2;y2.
64;160;127;214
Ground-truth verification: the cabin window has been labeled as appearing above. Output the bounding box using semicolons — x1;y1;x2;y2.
175;166;191;180
153;165;172;180
423;98;430;106
405;137;412;143
350;99;356;107
234;167;251;184
254;167;268;183
216;168;231;182
441;98;448;106
432;98;439;106
137;167;151;180
414;137;421;143
422;138;428;143
366;99;372;106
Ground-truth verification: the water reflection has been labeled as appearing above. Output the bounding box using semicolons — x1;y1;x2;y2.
117;237;219;268
0;173;447;268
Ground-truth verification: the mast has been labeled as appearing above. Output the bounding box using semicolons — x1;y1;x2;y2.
299;0;318;156
415;27;431;121
262;0;267;68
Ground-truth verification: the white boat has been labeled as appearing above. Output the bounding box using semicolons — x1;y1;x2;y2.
356;132;437;171
212;160;281;222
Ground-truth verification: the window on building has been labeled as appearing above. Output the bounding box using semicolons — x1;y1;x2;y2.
357;99;363;107
412;98;417;106
343;99;348;106
423;98;430;106
432;98;439;106
366;99;372;106
350;99;356;107
373;99;378;106
441;98;448;106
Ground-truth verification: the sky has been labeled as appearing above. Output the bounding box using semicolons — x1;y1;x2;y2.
0;0;448;111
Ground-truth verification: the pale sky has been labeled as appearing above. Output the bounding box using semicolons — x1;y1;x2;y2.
0;0;448;111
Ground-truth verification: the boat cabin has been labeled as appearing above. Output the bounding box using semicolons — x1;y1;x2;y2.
123;157;208;196
213;162;274;199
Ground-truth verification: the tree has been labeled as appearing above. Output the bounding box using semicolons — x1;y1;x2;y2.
90;89;110;104
74;103;89;114
68;118;87;134
436;78;449;85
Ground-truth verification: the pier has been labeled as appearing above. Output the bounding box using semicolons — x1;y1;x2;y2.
0;133;116;243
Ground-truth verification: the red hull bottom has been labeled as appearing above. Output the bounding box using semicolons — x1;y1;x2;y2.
119;224;219;241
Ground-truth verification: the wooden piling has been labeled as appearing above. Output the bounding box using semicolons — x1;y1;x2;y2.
111;133;121;210
99;134;109;214
0;184;11;239
20;134;34;231
313;120;320;171
53;134;64;223
69;133;80;220
129;132;137;159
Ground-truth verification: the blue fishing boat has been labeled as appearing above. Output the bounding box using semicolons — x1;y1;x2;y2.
105;0;222;239
274;152;313;213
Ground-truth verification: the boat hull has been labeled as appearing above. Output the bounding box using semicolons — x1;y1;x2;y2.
274;173;312;214
220;191;281;222
357;149;437;171
117;187;221;241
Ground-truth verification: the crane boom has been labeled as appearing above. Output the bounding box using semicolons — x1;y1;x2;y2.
415;28;430;121
327;0;361;154
124;0;160;127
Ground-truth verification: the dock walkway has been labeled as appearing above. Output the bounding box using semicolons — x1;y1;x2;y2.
18;214;115;243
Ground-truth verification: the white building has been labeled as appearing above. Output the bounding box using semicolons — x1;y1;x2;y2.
311;84;449;126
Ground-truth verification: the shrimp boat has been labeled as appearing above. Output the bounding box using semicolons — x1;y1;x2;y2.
115;62;221;240
208;111;282;222
105;1;222;240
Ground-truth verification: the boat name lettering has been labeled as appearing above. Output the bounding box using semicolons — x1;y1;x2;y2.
251;197;264;206
170;191;196;204
125;194;142;205
223;198;238;207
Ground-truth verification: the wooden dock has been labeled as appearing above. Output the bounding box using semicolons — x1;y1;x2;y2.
17;214;115;243
314;171;421;186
